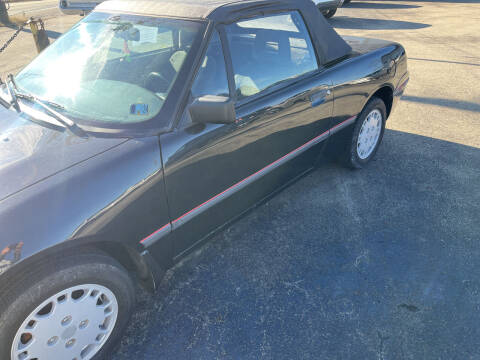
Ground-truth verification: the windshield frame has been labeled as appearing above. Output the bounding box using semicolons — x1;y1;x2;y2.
14;11;209;138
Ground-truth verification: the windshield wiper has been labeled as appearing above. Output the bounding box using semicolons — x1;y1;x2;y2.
16;92;66;111
5;74;87;138
5;74;20;112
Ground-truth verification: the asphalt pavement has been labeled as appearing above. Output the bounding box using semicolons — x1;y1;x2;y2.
0;0;479;358
8;0;59;16
0;8;79;77
109;1;480;359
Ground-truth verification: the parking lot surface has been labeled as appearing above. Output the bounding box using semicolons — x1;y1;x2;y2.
1;0;479;358
0;12;78;76
8;0;59;16
108;1;480;359
103;1;480;359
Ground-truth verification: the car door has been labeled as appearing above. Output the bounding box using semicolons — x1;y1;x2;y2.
160;12;334;259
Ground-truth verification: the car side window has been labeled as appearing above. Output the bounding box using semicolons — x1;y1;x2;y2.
191;30;229;98
225;11;318;100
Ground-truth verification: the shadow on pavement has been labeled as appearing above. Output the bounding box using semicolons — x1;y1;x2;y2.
22;28;62;39
401;95;480;112
2;23;62;39
345;2;421;9
366;0;479;3
329;16;431;30
110;130;480;359
409;57;480;67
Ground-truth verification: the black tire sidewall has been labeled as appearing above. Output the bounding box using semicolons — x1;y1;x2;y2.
323;9;337;18
0;253;135;360
348;97;387;169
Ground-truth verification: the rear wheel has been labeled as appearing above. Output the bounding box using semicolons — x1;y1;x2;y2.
342;97;386;169
0;252;135;360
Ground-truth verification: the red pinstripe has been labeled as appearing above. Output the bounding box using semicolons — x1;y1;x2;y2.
140;115;357;244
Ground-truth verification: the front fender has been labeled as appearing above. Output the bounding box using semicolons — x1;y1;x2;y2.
0;136;171;283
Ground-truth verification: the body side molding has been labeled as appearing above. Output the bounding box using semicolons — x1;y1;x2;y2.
140;115;357;247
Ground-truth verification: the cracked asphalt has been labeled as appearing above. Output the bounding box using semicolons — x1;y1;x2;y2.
110;1;480;359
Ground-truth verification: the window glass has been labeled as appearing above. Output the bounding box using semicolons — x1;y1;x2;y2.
236;14;299;32
108;27;174;60
13;12;202;125
191;30;229;98
226;11;318;100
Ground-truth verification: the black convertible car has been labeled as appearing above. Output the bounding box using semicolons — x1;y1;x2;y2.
0;0;408;358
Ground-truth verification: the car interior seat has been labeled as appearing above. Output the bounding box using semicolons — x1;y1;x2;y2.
145;29;196;94
169;29;195;72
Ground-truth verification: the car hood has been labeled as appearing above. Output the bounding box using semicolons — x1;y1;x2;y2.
0;106;126;201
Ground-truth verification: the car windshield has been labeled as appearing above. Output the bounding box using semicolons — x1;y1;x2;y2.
13;12;202;125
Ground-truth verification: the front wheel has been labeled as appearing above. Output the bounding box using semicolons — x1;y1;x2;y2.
0;252;136;360
342;97;387;169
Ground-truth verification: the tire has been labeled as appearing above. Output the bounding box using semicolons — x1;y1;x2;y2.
0;251;136;360
342;97;387;169
323;8;337;18
343;0;351;5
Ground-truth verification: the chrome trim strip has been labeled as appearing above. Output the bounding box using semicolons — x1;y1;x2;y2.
330;115;357;135
394;77;410;96
140;223;172;247
171;129;330;230
141;115;358;247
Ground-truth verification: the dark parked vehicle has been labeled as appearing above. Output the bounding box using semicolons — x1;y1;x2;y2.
0;0;408;358
313;0;344;18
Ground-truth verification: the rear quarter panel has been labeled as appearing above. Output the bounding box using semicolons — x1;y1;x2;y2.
327;42;406;124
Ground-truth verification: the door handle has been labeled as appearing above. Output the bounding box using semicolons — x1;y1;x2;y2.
310;89;331;107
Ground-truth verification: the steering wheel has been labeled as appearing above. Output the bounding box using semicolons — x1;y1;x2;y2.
144;72;170;93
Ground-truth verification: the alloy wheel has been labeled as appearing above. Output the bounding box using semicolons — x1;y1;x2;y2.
356;109;383;160
11;284;118;360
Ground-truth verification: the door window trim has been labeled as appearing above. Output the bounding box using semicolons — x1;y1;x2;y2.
174;10;327;130
174;23;237;130
171;21;214;129
217;24;237;100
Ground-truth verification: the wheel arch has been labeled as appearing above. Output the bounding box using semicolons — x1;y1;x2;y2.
366;85;394;119
0;239;161;294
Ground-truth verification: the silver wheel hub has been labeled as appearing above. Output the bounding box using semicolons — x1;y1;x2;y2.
357;109;382;160
11;284;118;360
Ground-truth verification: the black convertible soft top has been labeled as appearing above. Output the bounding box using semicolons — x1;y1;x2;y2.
97;0;352;63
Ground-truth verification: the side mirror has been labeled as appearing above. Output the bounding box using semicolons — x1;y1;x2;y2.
188;95;236;125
